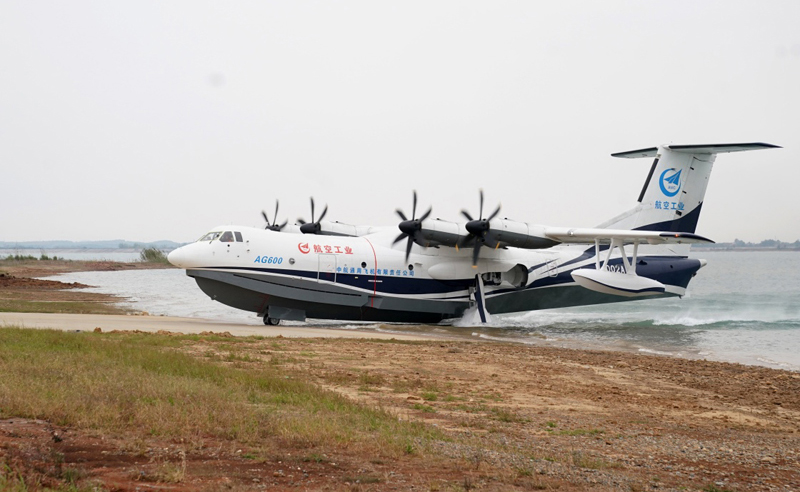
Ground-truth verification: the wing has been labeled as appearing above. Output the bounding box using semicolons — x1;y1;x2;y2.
544;227;713;245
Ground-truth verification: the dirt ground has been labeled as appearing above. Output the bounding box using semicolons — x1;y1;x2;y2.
2;334;799;491
2;261;799;491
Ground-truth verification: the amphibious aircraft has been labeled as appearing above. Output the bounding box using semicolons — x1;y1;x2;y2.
167;142;779;325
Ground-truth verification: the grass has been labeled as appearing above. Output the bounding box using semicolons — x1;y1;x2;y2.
0;327;441;456
139;247;170;264
412;403;437;413
2;254;39;261
490;407;529;423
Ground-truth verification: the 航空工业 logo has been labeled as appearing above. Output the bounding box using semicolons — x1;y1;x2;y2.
659;169;682;197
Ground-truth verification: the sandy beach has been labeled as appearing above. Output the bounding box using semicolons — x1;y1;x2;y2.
0;312;439;341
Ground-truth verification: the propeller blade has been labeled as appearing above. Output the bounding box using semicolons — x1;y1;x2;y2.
419;206;432;222
393;232;407;245
461;210;473;221
396;209;407;221
318;204;328;223
273;200;280;225
297;218;306;225
479;189;484;220
278;220;288;231
261;210;271;228
412;190;418;220
487;203;501;221
472;241;482;267
310;197;316;222
405;236;414;263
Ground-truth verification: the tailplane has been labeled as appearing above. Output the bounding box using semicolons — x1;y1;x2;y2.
600;143;780;232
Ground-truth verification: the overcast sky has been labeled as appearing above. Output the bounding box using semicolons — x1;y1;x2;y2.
2;1;798;243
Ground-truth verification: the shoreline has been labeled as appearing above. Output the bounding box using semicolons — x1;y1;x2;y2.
0;312;445;341
4;258;798;373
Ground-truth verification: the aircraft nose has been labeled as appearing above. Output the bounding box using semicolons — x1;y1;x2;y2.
167;247;185;268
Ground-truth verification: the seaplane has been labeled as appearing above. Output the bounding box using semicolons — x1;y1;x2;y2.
168;142;780;325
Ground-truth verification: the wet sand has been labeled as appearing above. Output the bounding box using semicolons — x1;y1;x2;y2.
0;312;443;340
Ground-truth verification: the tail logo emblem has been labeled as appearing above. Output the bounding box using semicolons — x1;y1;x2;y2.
659;169;682;197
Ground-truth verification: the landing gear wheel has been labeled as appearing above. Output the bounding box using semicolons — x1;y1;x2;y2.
263;315;281;326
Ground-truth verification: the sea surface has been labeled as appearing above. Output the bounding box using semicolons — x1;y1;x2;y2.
48;251;800;372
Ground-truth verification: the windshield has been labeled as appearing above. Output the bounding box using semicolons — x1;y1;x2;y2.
197;231;222;242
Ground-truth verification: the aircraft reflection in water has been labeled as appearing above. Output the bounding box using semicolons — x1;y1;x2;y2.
168;143;780;325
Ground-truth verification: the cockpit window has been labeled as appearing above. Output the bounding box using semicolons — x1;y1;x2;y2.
198;231;221;242
220;231;235;243
234;231;243;242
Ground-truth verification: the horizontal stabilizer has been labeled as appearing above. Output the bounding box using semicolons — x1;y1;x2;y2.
612;142;780;159
545;227;714;245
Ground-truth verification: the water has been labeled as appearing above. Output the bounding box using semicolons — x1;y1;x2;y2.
49;251;800;371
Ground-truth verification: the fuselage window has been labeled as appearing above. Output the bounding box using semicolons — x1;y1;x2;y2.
220;231;235;243
198;231;221;242
234;231;243;242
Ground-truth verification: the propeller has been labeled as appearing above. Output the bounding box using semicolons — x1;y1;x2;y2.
459;189;501;266
392;190;432;262
297;197;329;234
261;200;288;232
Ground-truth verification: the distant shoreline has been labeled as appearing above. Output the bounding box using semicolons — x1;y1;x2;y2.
691;246;800;251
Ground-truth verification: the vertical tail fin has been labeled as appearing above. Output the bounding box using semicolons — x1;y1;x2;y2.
600;143;779;233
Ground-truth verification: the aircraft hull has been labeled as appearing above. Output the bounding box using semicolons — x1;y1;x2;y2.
186;255;701;323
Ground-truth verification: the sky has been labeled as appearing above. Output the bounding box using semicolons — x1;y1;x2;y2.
1;1;798;243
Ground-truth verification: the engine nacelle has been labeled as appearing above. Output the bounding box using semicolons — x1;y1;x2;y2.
487;219;560;249
314;221;375;237
416;219;464;247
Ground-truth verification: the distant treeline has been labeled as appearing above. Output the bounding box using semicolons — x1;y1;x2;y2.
694;239;800;250
0;240;184;250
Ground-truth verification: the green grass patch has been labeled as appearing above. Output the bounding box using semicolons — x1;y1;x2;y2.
0;327;441;455
359;371;385;386
139;247;170;264
412;403;437;413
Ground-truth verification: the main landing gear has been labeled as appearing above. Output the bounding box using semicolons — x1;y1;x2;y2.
263;315;281;326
